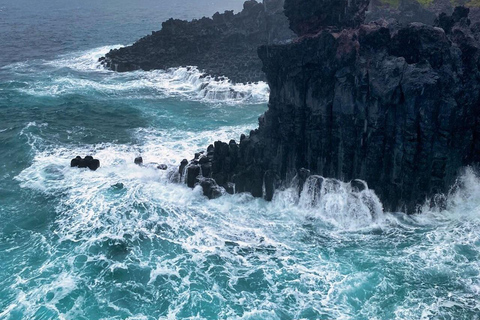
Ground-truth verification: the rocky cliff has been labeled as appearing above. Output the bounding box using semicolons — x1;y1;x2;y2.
179;2;480;213
100;0;293;83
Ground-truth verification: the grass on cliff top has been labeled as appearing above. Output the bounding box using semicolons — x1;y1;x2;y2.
377;0;433;7
377;0;480;7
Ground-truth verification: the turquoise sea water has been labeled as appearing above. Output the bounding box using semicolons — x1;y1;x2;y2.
1;1;480;319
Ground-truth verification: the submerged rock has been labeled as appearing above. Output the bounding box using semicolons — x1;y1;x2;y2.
181;4;480;212
111;183;125;191
134;157;143;165
71;156;100;171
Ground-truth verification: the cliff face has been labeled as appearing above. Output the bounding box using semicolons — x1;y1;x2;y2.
100;0;293;83
264;0;296;44
179;4;480;212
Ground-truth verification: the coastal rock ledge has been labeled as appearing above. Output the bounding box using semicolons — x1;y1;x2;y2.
179;1;480;212
100;0;293;84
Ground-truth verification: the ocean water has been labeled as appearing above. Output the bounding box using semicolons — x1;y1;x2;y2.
1;1;480;319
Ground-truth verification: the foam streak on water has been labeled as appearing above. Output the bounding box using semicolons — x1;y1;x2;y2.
1;46;480;320
7;46;269;105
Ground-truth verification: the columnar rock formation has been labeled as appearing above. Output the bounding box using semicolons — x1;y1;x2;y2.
100;0;293;83
180;1;480;212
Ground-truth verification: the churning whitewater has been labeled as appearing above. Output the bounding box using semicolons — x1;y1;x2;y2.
1;44;480;320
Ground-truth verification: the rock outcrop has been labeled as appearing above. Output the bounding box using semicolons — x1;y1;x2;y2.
180;2;480;212
71;156;100;171
367;0;480;25
100;0;293;83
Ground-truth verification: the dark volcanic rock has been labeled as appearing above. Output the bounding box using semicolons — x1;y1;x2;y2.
186;165;201;188
284;0;371;35
70;156;82;168
71;156;100;171
101;0;293;83
200;178;223;199
157;164;168;170
181;7;480;212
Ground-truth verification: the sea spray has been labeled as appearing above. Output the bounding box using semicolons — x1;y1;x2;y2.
12;46;270;105
12;127;480;319
2;44;480;320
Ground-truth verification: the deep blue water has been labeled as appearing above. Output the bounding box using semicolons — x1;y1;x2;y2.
1;1;480;319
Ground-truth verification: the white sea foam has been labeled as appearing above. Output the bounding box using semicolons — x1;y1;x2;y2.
43;45;125;72
16;45;270;105
7;73;480;320
20;67;270;104
9;113;480;320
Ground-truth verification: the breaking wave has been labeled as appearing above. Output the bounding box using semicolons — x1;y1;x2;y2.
7;45;269;105
2;44;480;320
9;120;480;319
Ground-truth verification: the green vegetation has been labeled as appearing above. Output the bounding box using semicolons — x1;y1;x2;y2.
377;0;433;8
416;0;434;5
377;0;480;8
464;0;480;6
378;0;400;6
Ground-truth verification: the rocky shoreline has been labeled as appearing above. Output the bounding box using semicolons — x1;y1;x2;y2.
100;0;293;84
178;1;480;213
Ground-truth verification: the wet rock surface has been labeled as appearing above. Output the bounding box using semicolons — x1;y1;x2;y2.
101;0;293;84
181;3;480;212
71;156;100;171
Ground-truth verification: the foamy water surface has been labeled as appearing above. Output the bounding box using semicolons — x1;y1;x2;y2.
1;46;480;320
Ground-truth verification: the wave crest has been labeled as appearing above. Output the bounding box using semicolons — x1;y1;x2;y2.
9;45;270;105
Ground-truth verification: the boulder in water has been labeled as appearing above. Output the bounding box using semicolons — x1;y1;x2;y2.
200;178;223;199
351;179;368;193
70;156;82;167
88;159;100;171
71;156;100;171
